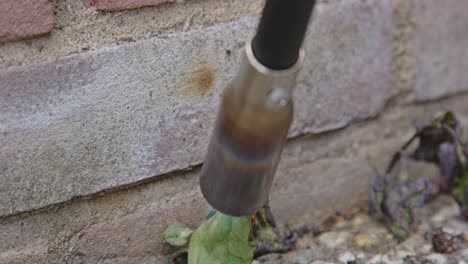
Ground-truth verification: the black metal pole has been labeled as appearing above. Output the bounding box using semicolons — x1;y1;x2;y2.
253;0;316;70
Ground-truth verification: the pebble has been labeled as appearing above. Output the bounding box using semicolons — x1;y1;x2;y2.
430;206;458;224
338;251;355;263
430;213;446;225
366;254;404;264
356;252;366;259
317;231;350;248
425;253;447;264
440;227;460;236
462;247;468;258
380;255;395;264
367;254;382;264
256;197;467;264
420;244;433;254
395;250;415;259
354;233;379;249
352;215;367;227
335;218;348;229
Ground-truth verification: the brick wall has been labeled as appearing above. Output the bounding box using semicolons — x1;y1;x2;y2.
1;0;468;263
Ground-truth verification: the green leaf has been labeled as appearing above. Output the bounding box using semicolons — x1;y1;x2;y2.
164;223;194;247
390;222;410;241
188;211;255;264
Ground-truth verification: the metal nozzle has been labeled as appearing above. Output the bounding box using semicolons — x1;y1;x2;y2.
200;35;304;216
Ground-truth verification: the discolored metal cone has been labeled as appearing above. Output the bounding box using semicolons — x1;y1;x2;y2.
199;37;303;216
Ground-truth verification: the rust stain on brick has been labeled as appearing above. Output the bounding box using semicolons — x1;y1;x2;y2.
187;64;216;96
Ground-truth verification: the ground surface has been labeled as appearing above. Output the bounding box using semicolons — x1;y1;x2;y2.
255;196;468;264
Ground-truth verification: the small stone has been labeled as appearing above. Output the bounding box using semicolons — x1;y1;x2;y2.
366;255;382;264
338;251;355;263
403;255;421;264
430;207;458;224
440;227;460;236
420;244;433;254
425;253;447;264
317;231;350;248
352;215;367;227
334;216;348;229
430;215;445;225
380;255;394;264
310;261;335;264
356;252;366;259
463;233;468;242
354;233;378;249
462;247;468;258
395;250;415;259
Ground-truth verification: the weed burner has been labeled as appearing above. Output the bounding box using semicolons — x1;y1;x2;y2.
200;0;316;216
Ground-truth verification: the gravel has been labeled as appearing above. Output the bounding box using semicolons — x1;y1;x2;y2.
256;195;468;263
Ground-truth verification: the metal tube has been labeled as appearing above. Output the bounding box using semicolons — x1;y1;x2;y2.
200;35;304;216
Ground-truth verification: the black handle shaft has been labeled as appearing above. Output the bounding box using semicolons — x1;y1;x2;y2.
253;0;316;70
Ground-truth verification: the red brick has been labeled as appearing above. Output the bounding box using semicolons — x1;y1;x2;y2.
90;0;174;11
0;0;54;43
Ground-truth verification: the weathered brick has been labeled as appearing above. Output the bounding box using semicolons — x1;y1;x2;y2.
0;0;54;43
0;245;48;264
70;194;209;258
412;0;468;101
0;0;391;217
1;94;468;263
68;159;375;261
90;0;174;11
